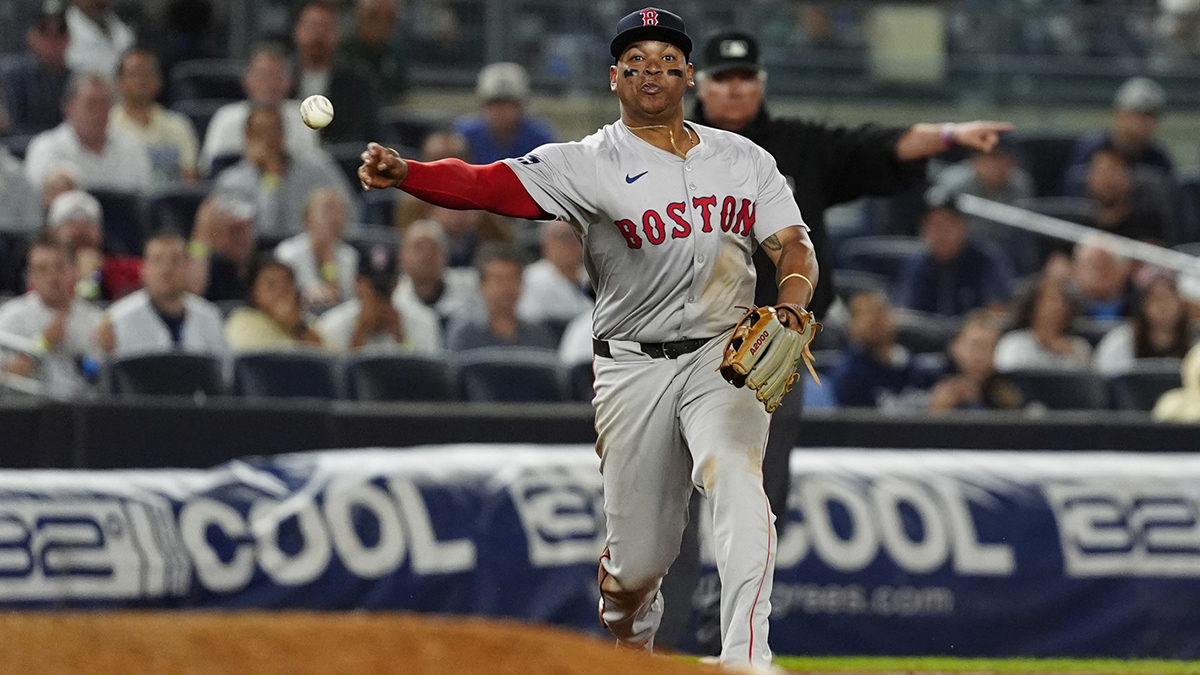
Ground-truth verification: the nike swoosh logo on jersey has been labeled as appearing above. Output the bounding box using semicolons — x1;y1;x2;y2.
625;171;648;183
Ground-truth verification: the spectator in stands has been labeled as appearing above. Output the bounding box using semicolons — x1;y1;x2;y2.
393;130;514;266
1152;341;1200;422
1;1;71;136
447;246;556;352
24;73;152;195
274;188;359;311
393;219;481;329
45;189;140;301
339;0;408;102
1065;77;1174;187
291;1;379;144
453;62;555;164
994;275;1092;372
199;44;320;175
64;0;134;78
516;220;592;329
109;48;199;185
1094;274;1195;376
927;139;1037;273
213;105;352;240
1072;239;1134;320
318;249;442;354
0;146;41;234
99;229;227;359
927;311;1023;412
828;290;931;408
187;192;257;302
0;234;104;398
892;201;1016;317
1081;145;1171;245
225;256;326;351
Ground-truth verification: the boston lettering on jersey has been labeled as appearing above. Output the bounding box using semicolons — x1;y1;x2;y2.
612;196;756;249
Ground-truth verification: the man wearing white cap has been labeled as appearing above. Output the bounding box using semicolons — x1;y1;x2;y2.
45;189;142;301
1064;76;1175;190
453;62;555;164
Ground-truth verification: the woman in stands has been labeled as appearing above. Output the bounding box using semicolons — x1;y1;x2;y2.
225;256;327;351
994;274;1092;372
1093;274;1195;375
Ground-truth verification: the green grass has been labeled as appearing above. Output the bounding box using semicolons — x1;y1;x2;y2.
771;656;1200;674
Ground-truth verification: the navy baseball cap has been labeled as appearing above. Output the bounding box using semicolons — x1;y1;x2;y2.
610;7;692;60
700;30;763;76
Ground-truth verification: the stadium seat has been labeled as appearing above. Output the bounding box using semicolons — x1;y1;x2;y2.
171;98;236;145
1072;317;1121;348
146;184;210;238
345;354;454;401
362;187;399;228
234;352;342;399
0;133;36;161
1109;359;1183;411
208;152;242;177
169;59;245;103
810;349;843;376
837;235;926;282
379;108;449;149
892;308;959;355
346;223;400;263
90;189;148;256
1007;368;1110;410
866;181;929;236
110;353;226;397
1011;133;1079;198
457;347;564;402
833;269;889;302
566;361;594;402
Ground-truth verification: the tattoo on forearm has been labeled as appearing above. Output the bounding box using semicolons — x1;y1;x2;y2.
762;235;782;252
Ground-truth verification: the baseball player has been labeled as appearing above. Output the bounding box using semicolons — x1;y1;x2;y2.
358;8;816;670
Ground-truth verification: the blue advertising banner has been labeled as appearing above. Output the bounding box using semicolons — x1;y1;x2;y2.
2;446;1200;659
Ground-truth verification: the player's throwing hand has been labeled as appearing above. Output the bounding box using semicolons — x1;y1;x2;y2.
358;142;408;191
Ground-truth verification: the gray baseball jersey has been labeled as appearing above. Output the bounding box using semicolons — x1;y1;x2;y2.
503;120;806;344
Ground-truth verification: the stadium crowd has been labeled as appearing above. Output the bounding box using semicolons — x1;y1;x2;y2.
1;0;1199;421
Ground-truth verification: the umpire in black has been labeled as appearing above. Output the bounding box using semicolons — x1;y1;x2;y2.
658;30;1012;653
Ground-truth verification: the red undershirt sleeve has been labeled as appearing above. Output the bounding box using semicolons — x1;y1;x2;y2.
399;158;550;220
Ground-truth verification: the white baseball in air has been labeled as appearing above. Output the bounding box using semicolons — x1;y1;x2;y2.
300;94;334;129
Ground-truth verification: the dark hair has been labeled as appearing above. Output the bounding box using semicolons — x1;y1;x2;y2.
294;0;338;26
1087;140;1127;166
1009;275;1082;332
144;227;187;250
115;47;159;79
28;231;74;263
244;104;283;134
1132;276;1191;359
246;254;297;308
474;243;524;279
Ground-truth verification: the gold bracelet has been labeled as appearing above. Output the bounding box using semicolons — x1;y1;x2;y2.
778;273;814;297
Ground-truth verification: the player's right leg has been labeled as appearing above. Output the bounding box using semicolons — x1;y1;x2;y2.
592;346;693;651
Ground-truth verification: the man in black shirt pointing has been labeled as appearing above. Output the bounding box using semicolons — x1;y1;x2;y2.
663;29;1012;653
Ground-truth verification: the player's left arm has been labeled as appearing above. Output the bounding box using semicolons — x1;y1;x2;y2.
760;225;818;329
894;121;1013;160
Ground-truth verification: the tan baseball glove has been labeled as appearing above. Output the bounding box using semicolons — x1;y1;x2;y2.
719;304;821;413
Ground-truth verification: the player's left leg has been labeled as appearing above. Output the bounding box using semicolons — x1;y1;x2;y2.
675;336;776;670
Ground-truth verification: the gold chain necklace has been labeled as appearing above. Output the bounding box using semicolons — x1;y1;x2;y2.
626;123;696;159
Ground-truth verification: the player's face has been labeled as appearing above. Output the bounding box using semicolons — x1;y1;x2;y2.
610;41;693;120
695;70;763;132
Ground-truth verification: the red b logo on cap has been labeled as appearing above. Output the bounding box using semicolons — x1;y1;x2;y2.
639;9;658;25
